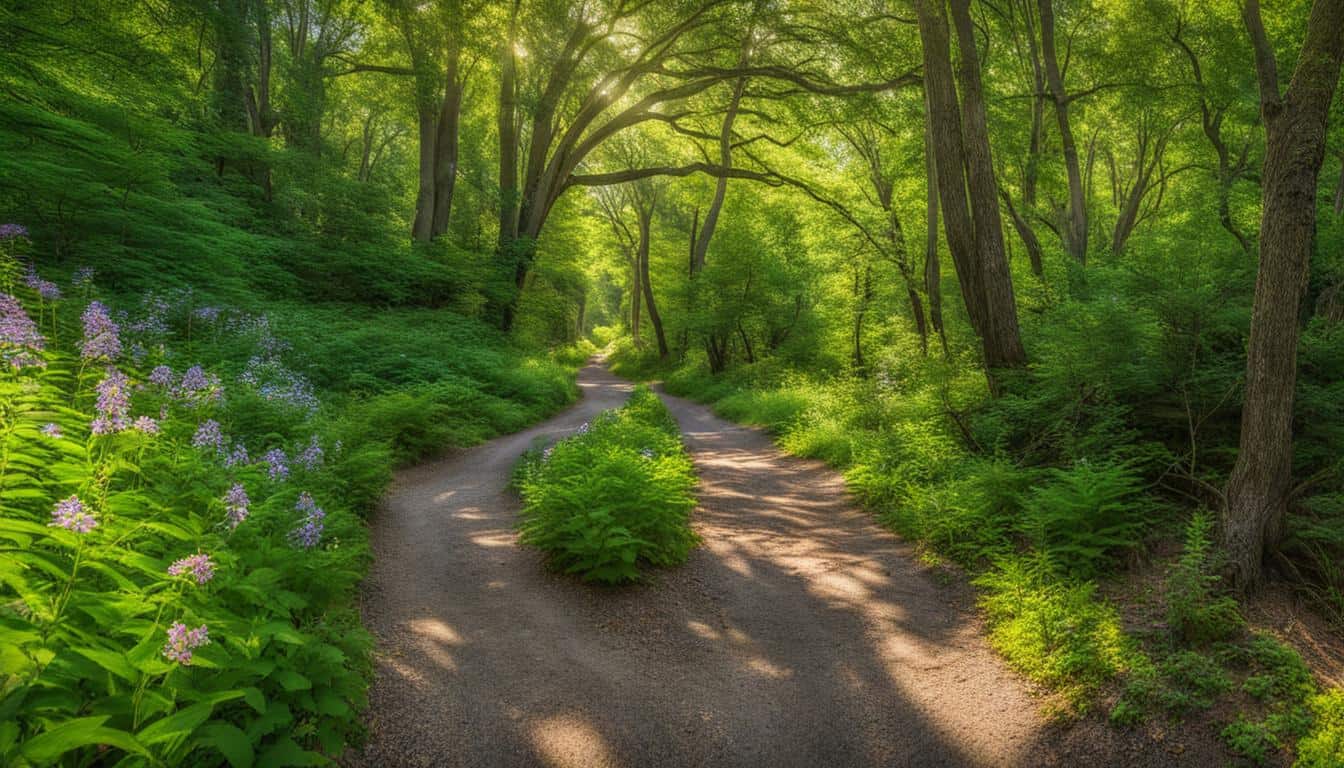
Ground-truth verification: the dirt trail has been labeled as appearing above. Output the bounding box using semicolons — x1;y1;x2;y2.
351;362;1221;767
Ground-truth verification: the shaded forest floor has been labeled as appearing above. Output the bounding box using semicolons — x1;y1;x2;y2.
350;362;1236;767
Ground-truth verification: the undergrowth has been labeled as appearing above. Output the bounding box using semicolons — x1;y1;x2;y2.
515;386;698;584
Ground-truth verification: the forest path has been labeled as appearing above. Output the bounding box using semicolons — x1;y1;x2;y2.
351;361;1211;767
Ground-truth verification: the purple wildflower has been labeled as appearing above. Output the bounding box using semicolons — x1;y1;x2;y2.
167;553;215;585
162;622;210;665
148;365;174;388
80;301;121;361
262;448;289;481
91;368;131;435
24;269;61;301
0;293;45;369
50;495;97;533
240;356;318;412
640;447;655;459
40;423;62;438
223;442;249;468
297;435;324;472
71;266;95;287
129;293;171;336
132;416;160;435
192;419;225;452
223;483;250;528
174;365;223;407
576;422;590;435
289;492;325;549
193;306;220;322
0;224;29;240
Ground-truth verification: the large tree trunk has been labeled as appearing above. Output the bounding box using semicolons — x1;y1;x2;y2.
431;42;464;238
950;0;1027;370
638;207;669;358
411;106;439;242
922;94;948;355
1224;0;1344;589
915;0;988;342
1037;0;1088;264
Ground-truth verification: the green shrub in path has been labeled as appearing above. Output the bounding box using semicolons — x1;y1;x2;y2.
516;386;698;584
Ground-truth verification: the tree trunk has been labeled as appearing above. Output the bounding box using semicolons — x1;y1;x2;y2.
1334;152;1344;217
1037;0;1088;264
630;254;642;347
411;106;438;242
922;95;948;355
950;0;1027;370
496;0;522;329
638;208;669;358
1224;0;1344;589
692;43;751;274
430;41;464;238
915;0;988;342
1002;191;1045;276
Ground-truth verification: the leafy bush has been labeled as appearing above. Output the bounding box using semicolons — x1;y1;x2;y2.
1020;461;1152;579
1296;689;1344;767
976;556;1142;713
517;386;698;584
1166;511;1244;644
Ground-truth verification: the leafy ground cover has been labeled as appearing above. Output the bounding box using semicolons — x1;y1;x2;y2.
616;339;1344;765
514;386;698;584
0;233;583;766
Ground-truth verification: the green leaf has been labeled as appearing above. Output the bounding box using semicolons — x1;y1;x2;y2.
20;717;149;762
136;701;214;745
194;723;254;768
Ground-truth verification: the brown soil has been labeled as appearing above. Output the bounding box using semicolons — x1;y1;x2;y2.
348;362;1232;767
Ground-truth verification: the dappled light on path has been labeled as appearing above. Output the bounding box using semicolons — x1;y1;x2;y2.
352;363;1054;767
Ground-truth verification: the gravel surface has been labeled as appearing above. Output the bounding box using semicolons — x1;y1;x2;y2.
349;362;1228;767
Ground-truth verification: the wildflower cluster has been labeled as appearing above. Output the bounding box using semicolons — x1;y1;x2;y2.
91;368;132;435
24;268;61;301
167;553;216;585
263;448;289;481
297;435;324;472
49;496;97;533
0;223;29;239
240;354;319;413
162;622;210;665
289;492;325;549
223;483;250;528
80;300;121;361
174;364;223;407
0;292;45;369
71;265;95;287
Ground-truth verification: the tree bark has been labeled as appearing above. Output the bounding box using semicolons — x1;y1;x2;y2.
638;204;669;358
922;93;948;355
1037;0;1088;264
1224;0;1344;589
496;0;522;328
1334;151;1344;217
950;0;1027;370
430;42;464;238
915;0;988;342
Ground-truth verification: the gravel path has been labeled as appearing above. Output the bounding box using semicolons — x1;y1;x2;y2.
350;362;1223;767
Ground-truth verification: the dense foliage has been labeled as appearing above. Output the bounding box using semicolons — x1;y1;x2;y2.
515;386;698;584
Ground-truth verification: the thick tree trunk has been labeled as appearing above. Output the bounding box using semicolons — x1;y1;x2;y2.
638;210;669;358
950;0;1027;370
922;96;948;355
1037;0;1088;264
1224;0;1344;589
430;42;464;238
915;0;988;342
411;106;438;242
